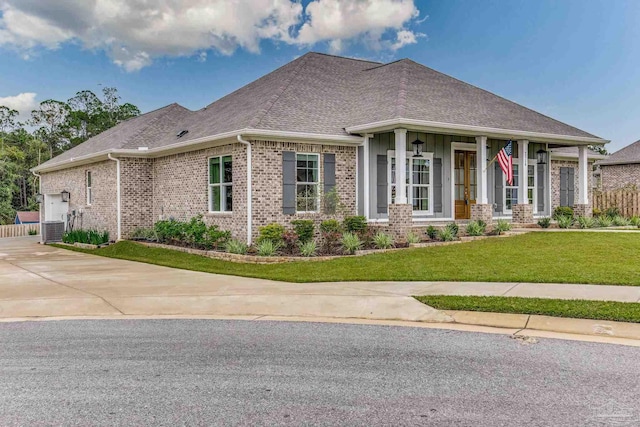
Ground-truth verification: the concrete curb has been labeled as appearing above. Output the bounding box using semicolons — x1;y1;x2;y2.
445;310;640;341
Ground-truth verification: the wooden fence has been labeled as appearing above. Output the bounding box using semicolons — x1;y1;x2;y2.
0;224;40;238
593;191;640;217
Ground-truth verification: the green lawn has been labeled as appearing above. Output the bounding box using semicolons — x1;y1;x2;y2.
415;295;640;323
53;232;640;285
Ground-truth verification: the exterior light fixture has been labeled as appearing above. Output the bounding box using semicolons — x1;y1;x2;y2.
411;139;424;157
61;190;70;203
536;149;547;165
36;193;44;204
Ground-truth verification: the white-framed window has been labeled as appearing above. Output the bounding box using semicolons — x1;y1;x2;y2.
86;171;92;205
208;155;232;212
504;161;536;212
296;153;319;212
388;151;434;215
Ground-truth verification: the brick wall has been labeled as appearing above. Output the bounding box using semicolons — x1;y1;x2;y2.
550;159;595;211
600;164;640;191
40;160;118;238
120;158;153;237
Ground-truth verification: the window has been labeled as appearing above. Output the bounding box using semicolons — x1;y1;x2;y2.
388;151;433;214
86;171;92;205
296;153;319;212
504;162;536;212
209;156;232;212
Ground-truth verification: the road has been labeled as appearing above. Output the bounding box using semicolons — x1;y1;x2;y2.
1;320;639;426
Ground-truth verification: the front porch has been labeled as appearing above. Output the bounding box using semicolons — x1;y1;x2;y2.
356;129;592;229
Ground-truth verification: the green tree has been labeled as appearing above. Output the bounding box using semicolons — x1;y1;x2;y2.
30;99;71;157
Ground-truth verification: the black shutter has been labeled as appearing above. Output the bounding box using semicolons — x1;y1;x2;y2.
537;163;545;213
495;162;503;212
323;153;336;195
568;167;575;207
560;167;568;207
433;158;443;213
376;155;388;214
282;151;296;215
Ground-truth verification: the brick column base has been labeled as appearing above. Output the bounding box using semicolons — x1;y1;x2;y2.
573;204;592;218
512;204;534;224
388;204;413;240
470;204;493;224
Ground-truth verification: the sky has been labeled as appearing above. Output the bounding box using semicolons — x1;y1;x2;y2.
0;0;638;152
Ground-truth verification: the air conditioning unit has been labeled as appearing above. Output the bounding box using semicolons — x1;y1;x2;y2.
42;221;65;243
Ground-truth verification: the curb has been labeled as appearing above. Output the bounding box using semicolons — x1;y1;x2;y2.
445;310;640;341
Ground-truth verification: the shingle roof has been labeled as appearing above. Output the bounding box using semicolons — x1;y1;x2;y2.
15;211;39;223
598;139;640;165
38;52;604;170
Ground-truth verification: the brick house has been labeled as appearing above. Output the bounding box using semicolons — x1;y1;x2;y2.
32;52;608;243
597;139;640;191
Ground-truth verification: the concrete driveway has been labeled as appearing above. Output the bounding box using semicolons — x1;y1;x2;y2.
0;236;449;322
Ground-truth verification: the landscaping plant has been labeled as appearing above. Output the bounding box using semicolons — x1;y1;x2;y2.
299;240;317;257
27;228;38;236
437;227;456;242
612;215;629;226
205;225;231;250
629;216;640;227
372;232;394;249
291;219;315;243
62;229;109;245
320;219;342;254
406;231;421;244
553;206;574;220
445;223;459;237
342;216;367;233
495;219;511;235
256;239;281;257
282;230;299;255
225;239;248;255
257;223;285;245
557;215;574;229
537;217;551;228
465;220;486;236
577;216;595;229
341;232;363;254
425;225;438;240
596;215;613;228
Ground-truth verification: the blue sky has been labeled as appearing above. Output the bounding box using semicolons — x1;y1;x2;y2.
0;0;638;151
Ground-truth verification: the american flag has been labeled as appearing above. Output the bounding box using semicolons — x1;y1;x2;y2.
497;140;514;185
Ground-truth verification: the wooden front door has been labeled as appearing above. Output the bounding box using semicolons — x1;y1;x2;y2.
454;150;477;219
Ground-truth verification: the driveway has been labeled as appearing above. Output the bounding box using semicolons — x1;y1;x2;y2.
0;236;448;321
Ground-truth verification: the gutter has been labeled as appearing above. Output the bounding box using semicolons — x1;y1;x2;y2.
107;154;122;241
236;135;252;245
31;170;43;243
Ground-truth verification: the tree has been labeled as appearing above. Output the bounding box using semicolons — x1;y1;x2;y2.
0;106;19;151
589;145;608;156
30;100;71;157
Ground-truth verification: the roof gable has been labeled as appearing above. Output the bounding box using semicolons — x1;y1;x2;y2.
599;139;640;165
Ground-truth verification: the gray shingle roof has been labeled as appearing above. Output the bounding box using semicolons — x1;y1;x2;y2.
38;52;604;170
598;139;640;165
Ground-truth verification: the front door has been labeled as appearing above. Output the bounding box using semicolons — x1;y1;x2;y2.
454;150;477;219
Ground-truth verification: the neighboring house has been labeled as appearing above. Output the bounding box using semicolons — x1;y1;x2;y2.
32;52;608;243
596;139;640;191
14;211;40;225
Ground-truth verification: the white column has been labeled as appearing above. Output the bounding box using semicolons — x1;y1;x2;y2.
394;128;408;204
476;136;488;204
363;134;372;219
578;145;589;204
517;140;529;204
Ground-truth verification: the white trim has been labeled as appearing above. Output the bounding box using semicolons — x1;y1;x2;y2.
345;118;609;145
517;140;529;204
476;136;488;204
107;154;121;240
236;135;252;245
578;145;589;205
208;155;233;213
295;152;320;213
503;159;537;214
449;142;478;219
393;129;408;204
362;134;372;220
85;170;92;206
387;150;434;216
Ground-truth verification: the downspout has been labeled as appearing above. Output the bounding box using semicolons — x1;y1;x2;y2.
107;153;122;240
236;135;252;245
31;170;43;243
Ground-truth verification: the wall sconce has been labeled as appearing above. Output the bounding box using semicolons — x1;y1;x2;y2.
536;149;548;165
36;193;44;204
61;190;70;203
411;139;424;157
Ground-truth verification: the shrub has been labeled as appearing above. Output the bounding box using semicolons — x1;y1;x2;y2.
465;220;486;236
258;223;285;245
604;207;620;218
291;219;315;243
437;227;455;242
27;228;38;236
205;225;231;250
445;223;459;237
320;219;342;254
320;219;341;234
596;215;613;227
629;216;640;227
62;229;109;245
256;239;281;256
553;206;574;220
612;215;629;226
182;215;208;246
299;240;317;257
226;239;248;255
154;219;184;243
282;230;299;255
537;217;551;228
406;231;421;244
343;215;367;233
592;208;602;218
425;225;438;240
373;232;394;249
495;219;511;235
341;232;363;254
130;227;156;241
577;216;595;229
557;215;574;229
358;227;376;249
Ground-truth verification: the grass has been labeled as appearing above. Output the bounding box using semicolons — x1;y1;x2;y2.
415;295;640;323
51;231;640;285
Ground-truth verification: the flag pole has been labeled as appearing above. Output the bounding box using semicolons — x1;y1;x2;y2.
483;154;498;173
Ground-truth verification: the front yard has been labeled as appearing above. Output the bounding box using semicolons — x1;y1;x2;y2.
54;232;640;285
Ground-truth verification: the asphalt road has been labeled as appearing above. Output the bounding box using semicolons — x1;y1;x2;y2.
1;320;639;426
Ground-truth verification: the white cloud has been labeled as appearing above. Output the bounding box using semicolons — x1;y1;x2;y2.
0;0;424;71
390;29;423;51
0;92;38;121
